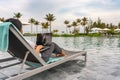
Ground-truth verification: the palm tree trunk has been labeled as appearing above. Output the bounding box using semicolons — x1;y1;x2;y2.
74;27;75;32
66;27;68;34
50;21;51;33
84;26;86;33
36;25;38;34
69;28;71;34
79;26;80;33
31;24;33;33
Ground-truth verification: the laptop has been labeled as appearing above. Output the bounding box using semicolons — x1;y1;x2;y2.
36;33;52;52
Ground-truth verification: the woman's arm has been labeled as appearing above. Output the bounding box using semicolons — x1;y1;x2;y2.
35;45;44;54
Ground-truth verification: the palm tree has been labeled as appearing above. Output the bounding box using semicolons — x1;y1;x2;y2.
41;22;49;33
106;24;109;28
85;27;89;34
109;23;114;30
61;31;65;34
28;18;35;33
101;22;106;29
87;18;93;32
41;22;44;33
44;13;56;32
34;20;39;34
76;18;81;33
97;17;101;28
118;22;120;29
0;17;5;22
53;29;58;34
76;18;81;25
93;22;97;28
13;12;22;20
64;20;69;34
81;17;88;33
67;25;71;34
72;21;77;34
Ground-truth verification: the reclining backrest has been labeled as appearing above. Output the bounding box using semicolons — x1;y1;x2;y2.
8;26;40;63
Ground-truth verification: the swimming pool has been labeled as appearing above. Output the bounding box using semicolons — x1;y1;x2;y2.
26;36;120;53
1;36;120;80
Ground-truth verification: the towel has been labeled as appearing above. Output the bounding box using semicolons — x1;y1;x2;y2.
47;57;63;64
0;22;14;52
26;57;63;68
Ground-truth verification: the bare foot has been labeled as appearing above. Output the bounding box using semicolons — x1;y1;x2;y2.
55;50;66;57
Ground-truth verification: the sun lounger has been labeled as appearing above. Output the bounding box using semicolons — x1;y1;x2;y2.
0;22;87;80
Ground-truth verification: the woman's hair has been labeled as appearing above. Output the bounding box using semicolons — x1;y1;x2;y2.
5;18;22;31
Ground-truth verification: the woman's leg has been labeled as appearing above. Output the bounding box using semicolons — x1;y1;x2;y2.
41;43;55;62
52;42;62;54
41;42;64;62
52;42;66;57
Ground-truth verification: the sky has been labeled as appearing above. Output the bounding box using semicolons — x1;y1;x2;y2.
0;0;120;33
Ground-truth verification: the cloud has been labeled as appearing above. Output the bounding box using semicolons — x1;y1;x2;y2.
0;0;120;32
24;0;120;30
0;0;29;18
24;0;58;16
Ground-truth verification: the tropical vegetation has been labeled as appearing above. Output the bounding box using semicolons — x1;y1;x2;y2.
28;18;35;33
41;22;49;33
0;17;5;22
0;12;120;37
13;12;22;20
34;20;39;33
44;13;56;33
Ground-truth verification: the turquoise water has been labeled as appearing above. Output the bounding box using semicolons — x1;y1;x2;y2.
1;36;120;80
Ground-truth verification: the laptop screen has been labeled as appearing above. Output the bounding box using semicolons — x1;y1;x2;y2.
36;33;52;46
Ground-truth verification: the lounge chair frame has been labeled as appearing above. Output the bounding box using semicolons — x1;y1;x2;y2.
0;26;87;80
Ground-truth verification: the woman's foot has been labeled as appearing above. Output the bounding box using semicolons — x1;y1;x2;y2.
55;50;66;57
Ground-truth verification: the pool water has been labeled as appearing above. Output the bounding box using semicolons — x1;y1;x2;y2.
1;36;120;80
26;36;120;53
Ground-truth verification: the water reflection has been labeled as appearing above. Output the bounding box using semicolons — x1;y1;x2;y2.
1;36;120;80
24;36;120;80
117;38;120;47
25;36;120;53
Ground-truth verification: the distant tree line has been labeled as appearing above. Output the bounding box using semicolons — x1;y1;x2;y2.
0;12;120;34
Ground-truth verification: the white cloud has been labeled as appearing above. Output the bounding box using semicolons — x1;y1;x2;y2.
0;0;120;33
0;0;29;19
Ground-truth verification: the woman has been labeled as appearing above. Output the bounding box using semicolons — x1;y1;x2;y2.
5;18;65;62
